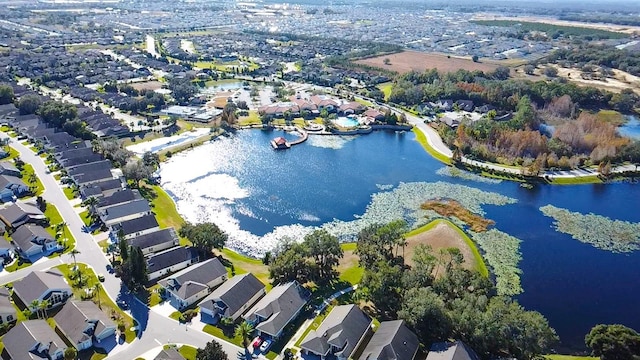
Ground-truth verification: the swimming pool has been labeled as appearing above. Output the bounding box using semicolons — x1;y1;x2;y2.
333;116;359;128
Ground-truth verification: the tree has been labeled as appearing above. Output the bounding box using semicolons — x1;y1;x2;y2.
17;94;42;115
585;324;640;360
269;242;309;285
472;55;479;63
63;347;77;360
234;321;254;352
119;235;129;261
30;300;41;319
543;66;559;77
69;248;80;269
524;64;536;75
399;287;451;346
93;283;102;309
0;84;14;105
122;159;153;188
179;222;227;257
196;340;229;360
142;151;161;169
40;299;50;318
236;100;248;110
359;260;404;315
303;230;343;283
383;58;391;65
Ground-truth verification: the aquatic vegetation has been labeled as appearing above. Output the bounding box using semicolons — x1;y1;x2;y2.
376;184;394;191
306;135;356;149
421;199;495;232
540;205;640;253
323;181;516;241
472;229;523;296
436;166;502;184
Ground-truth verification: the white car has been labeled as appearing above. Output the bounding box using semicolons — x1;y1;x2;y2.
259;339;272;353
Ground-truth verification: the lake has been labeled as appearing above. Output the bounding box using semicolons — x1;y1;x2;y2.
159;129;640;352
619;115;640;140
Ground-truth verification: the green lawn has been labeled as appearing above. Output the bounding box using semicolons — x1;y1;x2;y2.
63;186;77;200
142;185;189;244
5;146;19;160
78;209;92;227
179;345;198;360
147;284;163;307
218;248;270;287
545;356;597;360
55;264;137;343
44;204;76;254
377;82;393;101
549;175;602;185
21;164;45;196
202;324;244;347
238;110;262;126
412;128;451;165
406;219;489;277
3;258;31;272
338;243;364;285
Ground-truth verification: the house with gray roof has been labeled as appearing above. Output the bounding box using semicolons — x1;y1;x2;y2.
97;189;139;210
158;257;227;309
199;273;266;322
99;199;151;227
0;161;21;177
0;236;13;259
12;269;72;311
0;287;16;326
244;281;308;339
111;214;160;241
154;347;186;360
0;174;29;197
426;341;480;360
12;224;59;259
3;320;68;360
72;168;115;186
358;320;419;360
147;246;199;281
0;202;47;229
300;304;373;360
128;227;179;256
54;300;116;351
80;178;123;199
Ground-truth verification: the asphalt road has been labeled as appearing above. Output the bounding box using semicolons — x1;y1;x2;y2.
0;133;246;360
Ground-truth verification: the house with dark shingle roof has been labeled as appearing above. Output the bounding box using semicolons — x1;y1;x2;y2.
0;174;29;197
158;258;228;310
358;320;419;360
11;224;60;259
426;341;480;360
154;347;186;360
3;320;68;360
0;236;13;259
12;269;72;311
0;161;22;177
147;246;199;281
0;202;47;229
80;178;123;199
199;273;266;322
244;281;308;339
111;214;160;241
54;300;116;351
128;228;179;256
96;189;139;210
99;199;151;227
300;304;373;360
0;287;17;325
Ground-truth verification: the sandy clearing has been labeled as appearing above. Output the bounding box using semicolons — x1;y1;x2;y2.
404;222;476;271
356;51;500;74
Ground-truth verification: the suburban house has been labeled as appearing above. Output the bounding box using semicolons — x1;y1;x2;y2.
0;236;13;259
111;214;160;241
0;202;47;229
71;168;115;187
99;199;152;227
358;320;420;360
0;174;29;197
154;347;186;360
96;189;140;210
244;281;308;339
80;178;123;199
363;109;385;122
158;258;228;310
128;228;180;256
2;320;68;360
310;95;339;112
146;246;199;281
11;224;59;259
300;304;373;360
426;341;480;360
54;300;117;351
67;160;112;178
338;102;366;115
199;273;266;322
0;161;22;177
0;148;8;159
12;269;73;311
0;287;17;326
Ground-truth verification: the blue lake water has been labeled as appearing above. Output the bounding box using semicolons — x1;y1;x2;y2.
160;129;640;352
619;115;640;140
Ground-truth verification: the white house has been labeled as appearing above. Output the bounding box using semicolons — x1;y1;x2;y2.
147;246;198;281
244;281;308;339
11;224;60;259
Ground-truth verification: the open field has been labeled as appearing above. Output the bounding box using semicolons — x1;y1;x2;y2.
405;219;488;276
472;15;640;35
130;81;164;91
356;51;500;74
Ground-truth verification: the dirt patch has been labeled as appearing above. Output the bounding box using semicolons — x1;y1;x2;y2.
405;222;476;271
356;51;501;74
337;248;359;274
130;81;164;91
473;15;640;35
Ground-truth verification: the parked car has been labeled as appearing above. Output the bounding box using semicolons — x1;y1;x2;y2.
260;339;272;353
252;337;262;348
117;300;129;310
97;273;105;282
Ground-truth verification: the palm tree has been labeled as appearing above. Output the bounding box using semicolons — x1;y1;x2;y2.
40;299;50;318
30;300;41;319
234;321;254;353
22;308;32;319
69;248;80;269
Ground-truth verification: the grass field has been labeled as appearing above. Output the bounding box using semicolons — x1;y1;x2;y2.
549;175;602;185
412;128;452;165
358;51;500;74
21;164;44;196
143;185;188;244
44;204;76;254
378;82;393;101
63;186;76;200
238;110;262;126
337;243;363;285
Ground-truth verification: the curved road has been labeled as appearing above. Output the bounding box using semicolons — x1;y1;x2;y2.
0;133;245;359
